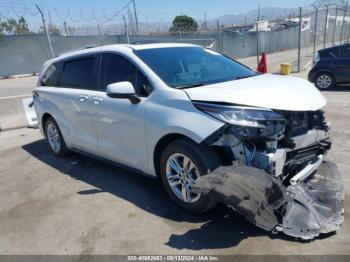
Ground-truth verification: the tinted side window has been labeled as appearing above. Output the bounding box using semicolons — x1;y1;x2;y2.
100;53;150;96
320;47;339;59
41;63;61;87
61;58;95;90
340;46;350;58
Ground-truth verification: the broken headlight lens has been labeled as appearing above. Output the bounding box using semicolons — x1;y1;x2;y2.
194;102;285;129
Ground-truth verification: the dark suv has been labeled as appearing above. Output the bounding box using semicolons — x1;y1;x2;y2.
308;43;350;89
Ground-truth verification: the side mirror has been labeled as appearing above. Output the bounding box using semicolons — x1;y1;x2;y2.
106;82;140;104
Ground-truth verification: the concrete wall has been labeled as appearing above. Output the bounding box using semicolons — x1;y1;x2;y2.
0;29;310;76
0;33;217;77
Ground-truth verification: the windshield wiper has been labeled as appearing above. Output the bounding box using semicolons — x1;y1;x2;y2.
177;83;206;89
235;75;256;80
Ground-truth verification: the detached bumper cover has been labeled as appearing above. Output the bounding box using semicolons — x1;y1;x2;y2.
193;161;344;240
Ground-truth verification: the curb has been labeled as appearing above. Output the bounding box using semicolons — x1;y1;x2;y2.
0;96;38;132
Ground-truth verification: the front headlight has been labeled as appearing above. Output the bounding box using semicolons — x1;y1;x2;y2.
194;102;285;128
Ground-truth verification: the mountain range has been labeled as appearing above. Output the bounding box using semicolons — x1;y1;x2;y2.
72;6;310;35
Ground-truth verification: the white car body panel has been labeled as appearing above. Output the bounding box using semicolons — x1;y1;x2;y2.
185;74;327;111
34;44;224;177
34;44;344;240
34;43;326;177
87;89;148;171
144;88;224;175
35;87;98;153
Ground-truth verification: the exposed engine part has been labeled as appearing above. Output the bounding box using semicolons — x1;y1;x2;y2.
198;109;344;240
204;110;331;180
289;154;324;185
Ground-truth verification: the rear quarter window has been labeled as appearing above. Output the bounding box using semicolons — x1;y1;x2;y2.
40;62;61;87
320;47;339;59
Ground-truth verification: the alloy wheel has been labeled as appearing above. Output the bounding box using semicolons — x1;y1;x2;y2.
165;153;201;203
316;74;332;89
47;123;61;153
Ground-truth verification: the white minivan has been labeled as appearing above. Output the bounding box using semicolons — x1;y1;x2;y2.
34;43;344;240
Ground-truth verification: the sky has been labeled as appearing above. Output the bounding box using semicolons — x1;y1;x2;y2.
0;0;315;29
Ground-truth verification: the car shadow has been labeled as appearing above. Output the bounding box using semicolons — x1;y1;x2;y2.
321;85;350;92
22;139;267;250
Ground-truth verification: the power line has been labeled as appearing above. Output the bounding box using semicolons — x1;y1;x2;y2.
54;7;68;21
132;0;139;34
99;0;132;26
0;2;129;24
67;8;82;22
10;2;26;18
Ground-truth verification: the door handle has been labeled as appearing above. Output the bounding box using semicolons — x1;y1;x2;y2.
78;95;89;102
91;97;104;105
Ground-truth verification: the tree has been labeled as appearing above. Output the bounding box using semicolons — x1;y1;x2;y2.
49;25;61;36
169;15;198;32
16;17;29;34
0;17;29;35
38;25;62;36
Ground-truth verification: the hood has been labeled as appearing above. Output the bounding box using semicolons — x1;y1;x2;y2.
184;74;326;111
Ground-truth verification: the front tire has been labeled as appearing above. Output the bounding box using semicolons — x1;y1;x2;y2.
44;117;69;157
160;139;221;214
315;73;335;90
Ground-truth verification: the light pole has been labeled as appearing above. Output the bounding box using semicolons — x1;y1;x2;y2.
35;4;54;58
132;0;139;34
123;15;130;44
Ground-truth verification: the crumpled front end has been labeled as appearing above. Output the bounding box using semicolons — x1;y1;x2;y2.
280;161;344;239
193;161;344;240
193;107;345;240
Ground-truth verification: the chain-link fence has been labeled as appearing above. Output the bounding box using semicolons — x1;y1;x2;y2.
0;32;217;76
1;5;350;76
299;6;350;73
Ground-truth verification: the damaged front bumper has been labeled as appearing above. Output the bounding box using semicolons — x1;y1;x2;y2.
193;160;344;240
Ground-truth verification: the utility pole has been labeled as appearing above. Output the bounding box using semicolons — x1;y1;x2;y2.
216;20;222;53
332;7;338;46
203;12;207;31
36;4;54;58
64;21;68;37
123;15;130;44
346;0;350;43
68;26;73;36
97;24;101;36
313;8;318;61
128;7;135;35
340;0;348;44
132;0;139;35
297;7;302;72
47;9;53;31
323;6;329;48
256;4;260;66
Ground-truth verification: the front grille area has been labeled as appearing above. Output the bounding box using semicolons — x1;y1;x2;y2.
283;139;332;177
283;110;327;137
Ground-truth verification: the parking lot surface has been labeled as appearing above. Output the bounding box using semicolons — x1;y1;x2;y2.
0;87;350;255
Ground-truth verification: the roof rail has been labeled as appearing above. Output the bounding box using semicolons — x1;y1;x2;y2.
57;45;99;57
83;45;98;49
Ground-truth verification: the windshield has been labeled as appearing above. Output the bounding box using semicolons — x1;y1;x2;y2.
134;47;256;88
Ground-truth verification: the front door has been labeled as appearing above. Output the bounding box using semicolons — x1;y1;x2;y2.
90;53;151;171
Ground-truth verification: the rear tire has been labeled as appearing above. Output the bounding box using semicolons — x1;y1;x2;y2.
315;73;335;90
159;139;221;214
44;117;69;157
